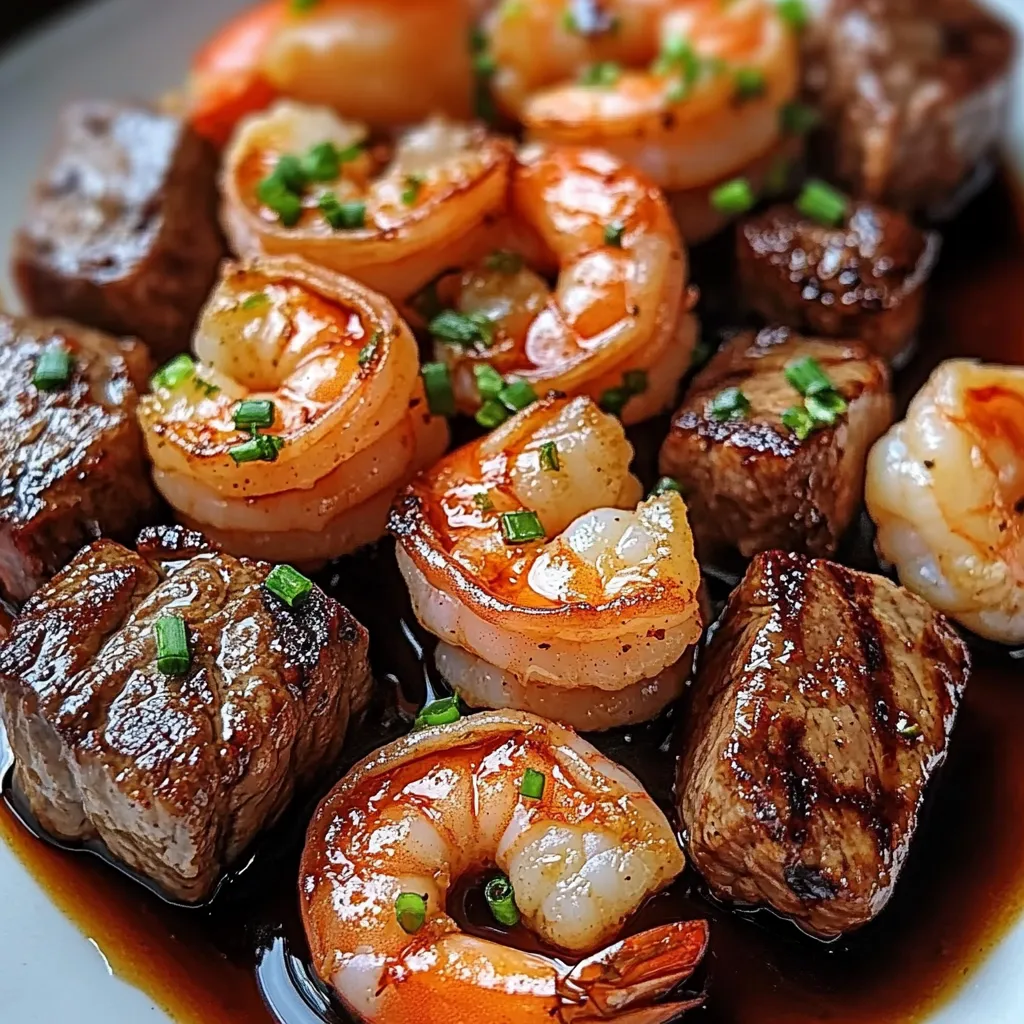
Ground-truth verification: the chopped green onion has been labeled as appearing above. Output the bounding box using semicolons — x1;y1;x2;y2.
538;441;560;471
476;398;510;429
796;179;849;227
784;356;834;397
665;78;690;104
898;720;923;740
501;0;526;16
474;363;505;400
805;389;848;425
233;399;275;431
579;61;622;87
600;386;628;417
265;564;313;608
780;101;819;135
291;0;319;12
395;892;427;934
358;331;381;367
257;176;302;226
653;35;700;84
151;353;195;391
415;695;461;729
562;9;579;31
402;174;425;206
499;379;537;412
520;767;546;799
782;404;814;440
484;874;521;927
484;250;524;274
733;66;766;101
710;387;751;421
777;0;809;30
242;292;270;311
229;433;285;464
474;492;494;511
194;375;219;398
301;141;342;182
270;154;308;193
623;369;648;395
710;177;756;215
422;362;457;417
32;346;73;391
604;221;625;247
155;614;190;676
501;510;545;544
429;310;493;348
650;476;683;497
319;193;365;230
765;156;792;196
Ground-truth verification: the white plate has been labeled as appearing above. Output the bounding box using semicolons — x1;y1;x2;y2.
0;2;1023;1022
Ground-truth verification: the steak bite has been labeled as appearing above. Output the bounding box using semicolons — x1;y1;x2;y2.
13;101;226;364
677;551;970;938
0;313;159;602
659;328;893;560
737;202;940;365
0;528;372;902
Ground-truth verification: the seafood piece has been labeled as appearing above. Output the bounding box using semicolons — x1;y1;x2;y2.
660;327;893;560
737;199;940;365
139;256;449;565
484;0;801;241
187;0;477;145
389;395;703;730
222;103;512;304
866;359;1024;644
0;526;371;902
301;708;707;1023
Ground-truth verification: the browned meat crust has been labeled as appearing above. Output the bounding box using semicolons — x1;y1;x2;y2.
13;101;226;364
658;328;893;560
737;202;940;364
677;551;970;938
0;313;159;602
0;528;372;903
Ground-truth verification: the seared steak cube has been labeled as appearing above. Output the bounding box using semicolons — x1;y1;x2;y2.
14;101;226;363
678;551;970;938
737;202;939;365
0;528;372;902
0;313;159;602
659;328;893;560
803;0;1016;214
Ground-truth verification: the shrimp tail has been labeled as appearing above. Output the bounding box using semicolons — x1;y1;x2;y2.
556;920;710;1022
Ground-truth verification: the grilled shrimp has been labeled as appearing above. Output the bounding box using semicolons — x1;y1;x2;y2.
300;709;708;1024
866;359;1024;644
138;256;448;565
389;395;703;729
484;0;801;241
187;0;477;144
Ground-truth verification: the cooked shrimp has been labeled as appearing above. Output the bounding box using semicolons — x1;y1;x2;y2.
187;0;477;144
139;256;448;564
866;359;1024;644
389;395;703;728
222;103;512;304
300;708;708;1024
484;0;801;241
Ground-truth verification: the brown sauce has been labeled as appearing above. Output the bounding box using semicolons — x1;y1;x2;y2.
4;167;1024;1024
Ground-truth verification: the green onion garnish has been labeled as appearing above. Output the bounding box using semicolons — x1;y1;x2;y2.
520;767;546;799
429;310;494;348
710;387;751;421
484;874;521;927
233;399;275;431
710;177;756;215
499;379;537;413
805;389;848;425
604;222;625;247
155;614;190;676
358;331;381;367
422;362;456;417
561;8;578;32
476;398;509;429
265;564;313;608
415;695;461;729
484;250;524;274
33;346;74;391
733;67;766;101
395;892;427;934
474;363;504;400
473;491;494;511
271;154;308;193
782;404;814;440
319;193;366;230
501;510;545;544
898;720;923;740
780;101;819;135
301;141;342;182
229;434;285;464
579;61;622;87
151;353;195;391
538;441;560;471
291;0;319;12
257;176;302;226
785;356;833;397
650;476;683;497
402;174;425;206
765;156;792;196
242;292;270;311
623;369;648;395
777;0;809;30
653;35;700;83
796;179;849;227
600;386;628;417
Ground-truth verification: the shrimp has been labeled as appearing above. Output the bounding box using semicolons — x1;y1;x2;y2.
300;708;708;1024
388;395;703;729
187;0;477;145
138;255;448;565
483;0;801;241
865;359;1024;644
221;103;512;304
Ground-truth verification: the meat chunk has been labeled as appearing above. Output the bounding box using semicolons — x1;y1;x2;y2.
678;551;970;938
0;528;372;902
0;313;159;602
13;101;226;364
737;202;940;364
659;328;893;560
803;0;1017;214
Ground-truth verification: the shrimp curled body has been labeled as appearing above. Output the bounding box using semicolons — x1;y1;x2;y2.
300;709;708;1024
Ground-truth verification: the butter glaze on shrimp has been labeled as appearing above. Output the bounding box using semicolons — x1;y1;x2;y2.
139;256;448;564
300;709;708;1024
866;359;1024;644
389;395;703;728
